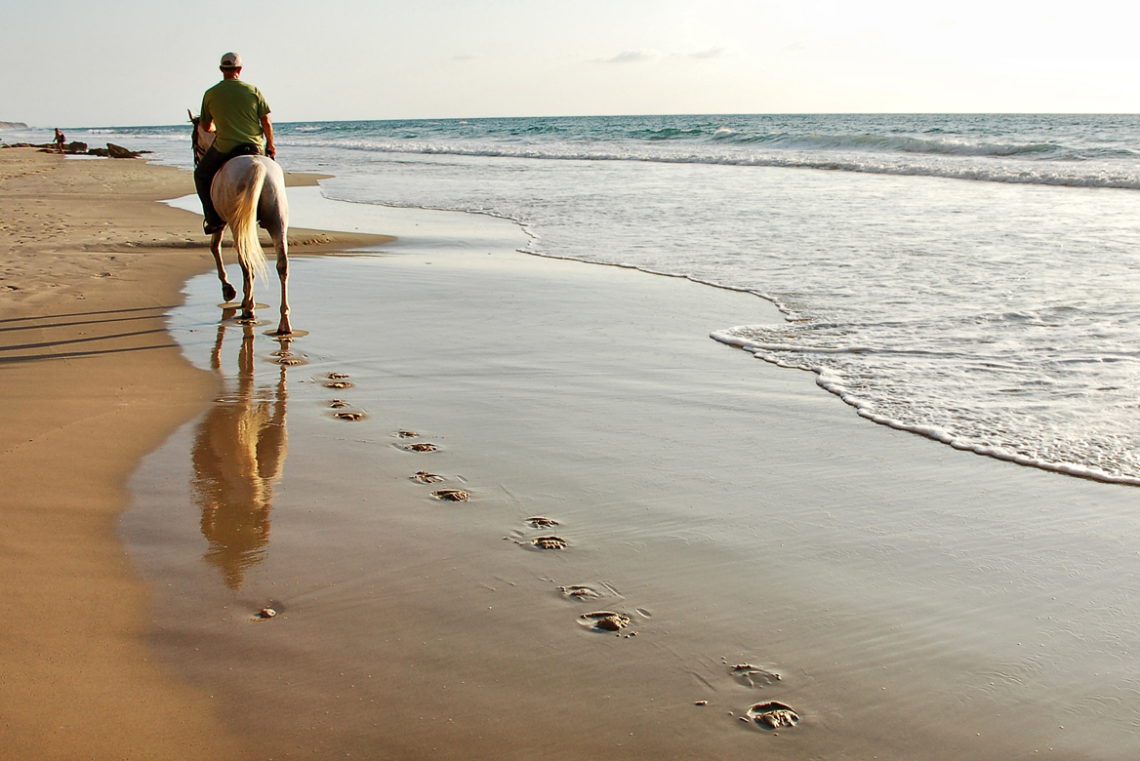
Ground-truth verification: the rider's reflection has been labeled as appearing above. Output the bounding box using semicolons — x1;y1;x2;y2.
192;313;289;589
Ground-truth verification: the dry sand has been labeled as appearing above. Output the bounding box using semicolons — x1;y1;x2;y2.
0;147;386;761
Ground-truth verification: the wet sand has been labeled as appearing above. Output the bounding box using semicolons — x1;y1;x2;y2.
4;148;1137;760
130;194;1139;759
0;148;386;761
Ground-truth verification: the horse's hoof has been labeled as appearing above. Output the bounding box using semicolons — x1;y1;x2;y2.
222;284;237;302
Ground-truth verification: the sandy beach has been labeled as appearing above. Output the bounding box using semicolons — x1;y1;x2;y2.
0;148;384;760
3;147;1138;761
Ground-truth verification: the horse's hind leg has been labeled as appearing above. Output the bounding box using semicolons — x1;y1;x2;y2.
237;256;255;320
209;229;237;303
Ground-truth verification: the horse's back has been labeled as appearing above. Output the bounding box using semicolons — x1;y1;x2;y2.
214;154;284;190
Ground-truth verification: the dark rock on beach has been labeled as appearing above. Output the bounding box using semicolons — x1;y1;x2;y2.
6;140;148;158
90;143;147;159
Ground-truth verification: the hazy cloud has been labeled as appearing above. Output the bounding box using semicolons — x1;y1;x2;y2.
599;48;726;64
600;50;657;64
689;47;726;60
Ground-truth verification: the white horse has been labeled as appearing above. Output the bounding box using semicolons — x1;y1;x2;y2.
191;115;292;335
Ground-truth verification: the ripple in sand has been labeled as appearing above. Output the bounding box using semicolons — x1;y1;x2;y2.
433;488;470;502
746;702;799;730
578;611;632;632
526;516;560;528
411;471;445;483
404;442;438;452
730;664;783;689
531;536;567;550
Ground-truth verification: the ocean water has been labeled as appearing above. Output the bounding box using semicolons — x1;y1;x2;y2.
14;114;1140;484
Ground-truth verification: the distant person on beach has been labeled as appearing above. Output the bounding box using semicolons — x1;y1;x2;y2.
194;52;276;234
53;128;65;153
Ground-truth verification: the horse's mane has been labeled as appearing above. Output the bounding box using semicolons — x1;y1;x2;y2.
188;110;216;167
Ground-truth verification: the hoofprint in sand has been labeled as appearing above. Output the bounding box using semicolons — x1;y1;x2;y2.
125;191;1139;761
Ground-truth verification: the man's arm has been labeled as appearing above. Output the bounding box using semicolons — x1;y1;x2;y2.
200;94;213;133
261;114;276;158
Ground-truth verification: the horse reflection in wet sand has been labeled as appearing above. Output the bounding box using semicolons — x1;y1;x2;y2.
191;113;292;335
192;314;289;589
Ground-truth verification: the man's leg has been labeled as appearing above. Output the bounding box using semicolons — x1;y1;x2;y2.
194;147;227;233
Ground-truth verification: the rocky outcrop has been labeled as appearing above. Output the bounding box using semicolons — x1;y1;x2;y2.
0;121;29;129
107;143;143;159
2;141;150;158
85;143;146;159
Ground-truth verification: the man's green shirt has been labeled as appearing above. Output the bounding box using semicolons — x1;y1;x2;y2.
200;79;270;154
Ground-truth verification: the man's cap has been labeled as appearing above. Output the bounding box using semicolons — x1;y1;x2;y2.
220;52;243;69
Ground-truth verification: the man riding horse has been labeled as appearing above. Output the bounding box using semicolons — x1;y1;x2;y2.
194;52;277;235
190;51;292;335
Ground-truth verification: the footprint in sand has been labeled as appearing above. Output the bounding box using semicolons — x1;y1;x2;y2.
404;442;439;452
328;399;349;409
411;470;445;483
559;584;602;601
745;701;800;730
578;610;634;633
397;430;419;438
324;380;354;390
326;372;350;380
729;663;783;689
526;516;560;528
334;411;366;422
275;356;307;367
530;536;568;550
432;488;470;502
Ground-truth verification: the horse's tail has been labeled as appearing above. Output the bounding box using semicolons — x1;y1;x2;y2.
230;160;268;281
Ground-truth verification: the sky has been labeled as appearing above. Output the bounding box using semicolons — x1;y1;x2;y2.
3;0;1138;127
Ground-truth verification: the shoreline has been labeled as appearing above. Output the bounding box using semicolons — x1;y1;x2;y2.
133;193;1138;759
4;147;1138;760
0;148;387;760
